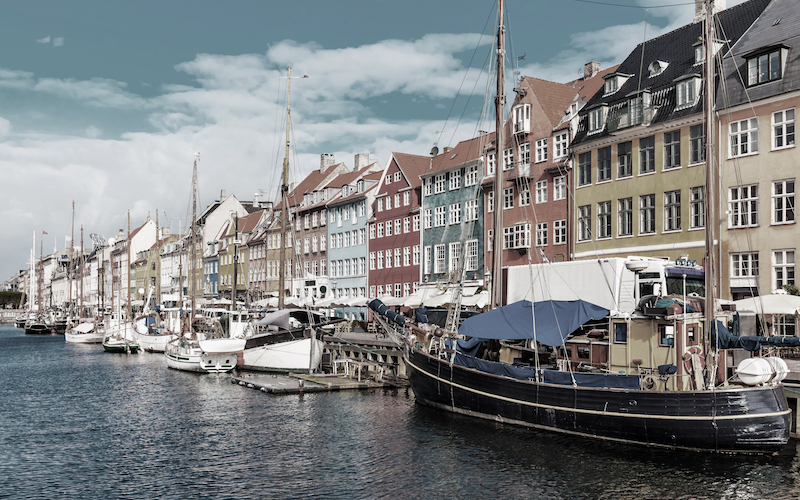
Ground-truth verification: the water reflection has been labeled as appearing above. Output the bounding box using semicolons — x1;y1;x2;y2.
2;325;800;499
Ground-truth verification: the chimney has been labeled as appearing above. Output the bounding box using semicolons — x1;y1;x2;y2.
694;0;725;23
220;189;227;201
320;153;335;172
253;193;259;208
584;61;601;80
354;153;369;171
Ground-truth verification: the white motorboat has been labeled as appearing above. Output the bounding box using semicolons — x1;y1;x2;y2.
65;321;104;344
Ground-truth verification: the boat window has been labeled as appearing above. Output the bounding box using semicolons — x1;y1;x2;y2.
614;323;627;343
659;325;674;346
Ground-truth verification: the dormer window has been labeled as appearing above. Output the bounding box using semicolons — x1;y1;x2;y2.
603;72;631;96
675;74;701;109
648;60;669;77
745;45;788;86
587;105;607;134
627;90;651;126
357;179;364;192
513;103;531;134
694;41;705;64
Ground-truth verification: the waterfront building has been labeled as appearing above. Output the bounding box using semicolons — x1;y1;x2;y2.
569;0;770;272
368;152;428;302
217;209;266;303
326;168;382;320
715;0;800;300
420;135;491;292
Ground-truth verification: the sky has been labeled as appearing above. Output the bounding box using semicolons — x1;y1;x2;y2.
0;0;737;283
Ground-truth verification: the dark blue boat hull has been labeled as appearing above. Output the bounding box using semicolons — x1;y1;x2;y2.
405;345;790;453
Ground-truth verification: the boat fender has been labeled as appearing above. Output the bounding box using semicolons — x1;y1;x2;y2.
434;328;444;338
642;375;657;390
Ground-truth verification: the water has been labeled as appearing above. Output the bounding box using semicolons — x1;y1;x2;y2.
2;324;800;500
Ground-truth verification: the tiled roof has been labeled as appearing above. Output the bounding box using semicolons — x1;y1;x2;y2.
719;0;799;108
572;0;772;145
422;133;494;176
391;152;433;189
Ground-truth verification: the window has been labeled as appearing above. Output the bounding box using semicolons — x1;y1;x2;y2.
413;245;420;265
394;193;401;209
773;179;795;224
377;199;383;213
639;136;655;174
773;109;796;150
747;49;783;86
487;152;496;176
465;239;478;271
614;323;627;343
384;249;392;268
487;191;494;213
403;217;410;233
385;196;391;210
487;229;493;253
731;252;759;278
449;170;461;191
694;42;705;64
691;187;705;228
369;224;375;239
513;103;530;134
395;248;401;267
617;141;632;178
516;142;530;167
597;201;611;239
320;209;327;226
311;236;318;253
554;219;566;245
597;146;611;182
664;131;681;169
503;187;514;210
394;171;401;182
536;222;548;247
434;174;446;194
395;219;401;235
659;325;674;347
729;184;759;228
423;177;433;196
449;203;461;225
404;191;410;206
503;148;514;171
730;118;759;157
675;76;699;108
578;205;591;241
535;139;547;163
618;197;633;236
640;194;656;234
578;152;591;186
554;131;569;158
465;199;478;221
369;252;375;270
434;206;446;227
604;76;619;95
413;214;420;231
448;242;461;272
773;249;795;291
588;106;606;133
403;282;410;297
554;176;566;200
462;165;477;187
434;244;446;273
423;246;431;274
503;224;531;249
518;184;529;206
403;246;410;267
664;190;681;231
377;223;384;238
304;214;310;229
385;221;391;237
690;124;705;164
423;209;432;229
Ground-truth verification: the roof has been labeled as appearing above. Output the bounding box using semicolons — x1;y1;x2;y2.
719;0;799;108
572;0;772;145
389;152;432;189
421;133;494;177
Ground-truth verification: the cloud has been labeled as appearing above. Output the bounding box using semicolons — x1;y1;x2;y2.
52;37;65;47
36;36;51;44
0;117;9;137
34;77;147;109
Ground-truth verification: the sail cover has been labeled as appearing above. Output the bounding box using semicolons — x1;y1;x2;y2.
458;300;609;346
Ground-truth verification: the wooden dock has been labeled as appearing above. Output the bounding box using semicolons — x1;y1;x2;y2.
230;371;396;395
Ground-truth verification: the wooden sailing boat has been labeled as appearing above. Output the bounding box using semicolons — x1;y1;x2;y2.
103;212;139;353
25;231;52;334
66;224;105;343
395;0;791;454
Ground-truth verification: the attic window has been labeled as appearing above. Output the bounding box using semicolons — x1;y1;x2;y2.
602;72;631;96
450;153;457;160
694;42;705;64
648;60;668;77
675;74;701;109
745;46;788;86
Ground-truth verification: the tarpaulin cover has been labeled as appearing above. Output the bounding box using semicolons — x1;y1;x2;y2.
715;319;800;351
458;300;609;347
454;353;641;389
456;337;485;358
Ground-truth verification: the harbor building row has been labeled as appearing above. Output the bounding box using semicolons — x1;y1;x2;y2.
5;0;799;323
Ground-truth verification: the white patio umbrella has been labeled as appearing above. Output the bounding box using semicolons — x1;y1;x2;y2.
734;293;800;316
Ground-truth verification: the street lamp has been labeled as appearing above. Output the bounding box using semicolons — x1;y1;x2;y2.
331;279;338;318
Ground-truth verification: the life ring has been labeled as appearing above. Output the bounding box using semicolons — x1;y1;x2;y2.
682;346;705;374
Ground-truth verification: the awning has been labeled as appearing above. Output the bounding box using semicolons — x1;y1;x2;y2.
734;293;800;316
458;299;609;346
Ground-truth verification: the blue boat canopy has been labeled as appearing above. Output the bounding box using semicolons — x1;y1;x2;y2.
458;300;610;347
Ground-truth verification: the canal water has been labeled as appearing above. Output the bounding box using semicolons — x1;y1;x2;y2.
2;324;800;500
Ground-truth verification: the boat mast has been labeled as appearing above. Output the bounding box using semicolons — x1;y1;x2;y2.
80;225;84;318
38;234;43;320
156;209;161;309
702;0;717;384
69;201;75;317
278;66;293;310
491;0;506;309
231;212;239;313
127;210;131;325
190;153;199;334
